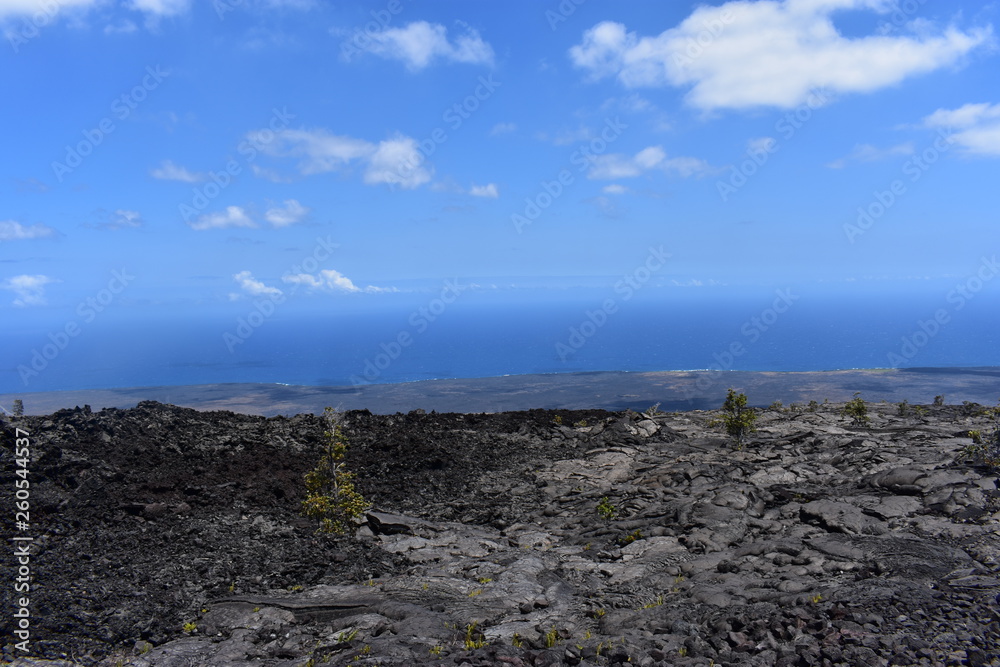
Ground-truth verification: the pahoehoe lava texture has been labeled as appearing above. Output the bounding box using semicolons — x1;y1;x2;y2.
2;400;1000;666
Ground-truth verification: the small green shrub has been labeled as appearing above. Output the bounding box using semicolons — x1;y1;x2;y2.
597;496;616;521
934;394;945;407
301;408;369;535
842;393;871;427
463;622;487;650
807;400;819;412
769;400;783;412
719;388;757;448
897;399;909;416
553;414;563;425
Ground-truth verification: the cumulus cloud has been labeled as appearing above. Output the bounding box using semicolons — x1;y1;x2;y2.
490;122;516;136
0;0;97;18
2;274;57;307
151;159;205;183
569;1;992;110
360;21;494;70
233;270;282;298
469;183;499;198
586;146;712;179
923;102;1000;156
188;206;257;231
264;199;309;227
258;128;432;190
0;220;56;241
282;269;395;294
128;0;190;17
363;136;433;189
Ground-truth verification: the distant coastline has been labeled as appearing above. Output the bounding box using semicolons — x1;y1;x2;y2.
2;366;998;417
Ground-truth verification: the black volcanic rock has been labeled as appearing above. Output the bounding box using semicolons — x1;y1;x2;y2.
2;400;999;666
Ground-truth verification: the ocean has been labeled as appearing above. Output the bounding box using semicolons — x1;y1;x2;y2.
2;284;998;394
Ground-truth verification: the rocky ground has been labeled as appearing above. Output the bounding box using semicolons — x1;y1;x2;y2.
2;398;1000;666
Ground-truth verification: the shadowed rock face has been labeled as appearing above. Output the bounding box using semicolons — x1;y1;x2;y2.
2;401;999;666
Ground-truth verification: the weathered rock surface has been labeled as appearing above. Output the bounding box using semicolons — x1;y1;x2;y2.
2;400;999;666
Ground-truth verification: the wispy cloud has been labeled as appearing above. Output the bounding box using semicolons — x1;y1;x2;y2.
354;20;494;71
469;183;499;198
1;274;57;307
827;142;915;168
586;146;713;179
282;269;396;293
257;128;432;190
232;270;282;298
0;220;56;241
264;199;309;227
151;159;205;183
188;206;256;231
569;2;992;111
923;102;1000;156
489;122;516;136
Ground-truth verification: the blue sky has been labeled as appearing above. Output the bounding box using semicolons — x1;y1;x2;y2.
1;0;999;319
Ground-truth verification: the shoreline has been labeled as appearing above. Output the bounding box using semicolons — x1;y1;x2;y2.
2;366;998;416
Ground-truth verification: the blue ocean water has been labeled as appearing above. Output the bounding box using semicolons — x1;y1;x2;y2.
1;285;998;394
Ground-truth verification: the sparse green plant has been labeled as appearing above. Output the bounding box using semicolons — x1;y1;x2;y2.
913;405;928;417
544;626;560;648
719;388;757;448
336;628;359;643
468;589;482;597
807;400;819;412
463;622;487;650
645;402;663;417
553;414;563;425
182;621;197;633
597;496;616;521
897;399;909;416
769;400;783;412
678;646;688;657
811;593;823;604
477;577;492;584
288;584;303;592
619;529;643;546
573;419;588;427
960;402;1000;468
511;633;523;648
639;595;664;609
934;394;945;407
842;392;871;427
228;581;235;593
302;407;369;535
428;645;443;656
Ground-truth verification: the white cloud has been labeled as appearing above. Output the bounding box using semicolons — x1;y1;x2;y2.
923;102;1000;156
2;274;56;307
490;122;516;136
264;199;309;227
827;141;915;168
0;220;56;241
188;206;256;231
283;269;395;294
251;164;293;183
586;145;712;179
256;128;372;175
569;2;992;110
128;0;190;17
111;209;143;228
233;270;282;298
469;183;499;198
602;184;629;194
362;21;494;70
0;0;97;18
363;136;433;189
151;159;205;183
